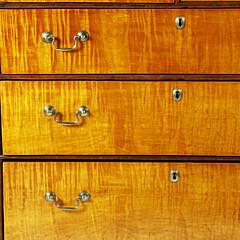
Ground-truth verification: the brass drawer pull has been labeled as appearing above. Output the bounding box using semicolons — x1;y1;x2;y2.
41;31;89;52
44;105;90;126
45;191;91;211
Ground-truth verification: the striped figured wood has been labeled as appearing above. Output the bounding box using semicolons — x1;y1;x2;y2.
2;81;240;156
1;9;240;74
3;161;240;240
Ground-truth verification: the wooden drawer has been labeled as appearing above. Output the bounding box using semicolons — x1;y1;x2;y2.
2;80;240;156
1;9;240;74
3;161;240;240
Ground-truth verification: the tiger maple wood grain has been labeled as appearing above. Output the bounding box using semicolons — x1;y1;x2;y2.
3;162;240;240
1;9;240;74
2;80;240;156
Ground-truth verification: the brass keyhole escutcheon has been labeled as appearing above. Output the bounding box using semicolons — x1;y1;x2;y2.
175;16;185;30
170;170;180;182
173;88;183;102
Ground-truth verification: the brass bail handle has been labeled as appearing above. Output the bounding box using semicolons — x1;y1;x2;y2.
41;31;89;52
45;191;91;211
43;105;90;126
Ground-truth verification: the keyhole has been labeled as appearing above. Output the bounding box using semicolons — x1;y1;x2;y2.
179;18;182;27
175;90;180;100
173;172;177;180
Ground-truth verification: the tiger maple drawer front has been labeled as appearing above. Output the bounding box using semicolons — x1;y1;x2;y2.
1;9;240;74
3;161;240;240
2;80;240;156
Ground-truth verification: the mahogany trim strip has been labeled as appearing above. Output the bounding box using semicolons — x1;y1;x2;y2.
0;3;179;9
2;155;240;161
2;74;240;81
1;2;240;9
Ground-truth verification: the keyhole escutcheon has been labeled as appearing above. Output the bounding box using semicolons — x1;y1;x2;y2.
170;170;180;182
173;88;183;102
175;16;185;30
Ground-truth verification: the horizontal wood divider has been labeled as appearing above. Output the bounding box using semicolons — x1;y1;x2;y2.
1;2;240;8
2;74;240;81
2;155;240;161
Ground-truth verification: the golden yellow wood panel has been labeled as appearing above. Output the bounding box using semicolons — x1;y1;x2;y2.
3;161;240;240
2;81;240;155
1;9;240;74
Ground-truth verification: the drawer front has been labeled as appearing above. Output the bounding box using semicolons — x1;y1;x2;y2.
1;9;240;74
2;81;240;156
3;161;240;240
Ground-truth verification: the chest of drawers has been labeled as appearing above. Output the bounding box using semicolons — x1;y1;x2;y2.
1;0;240;239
